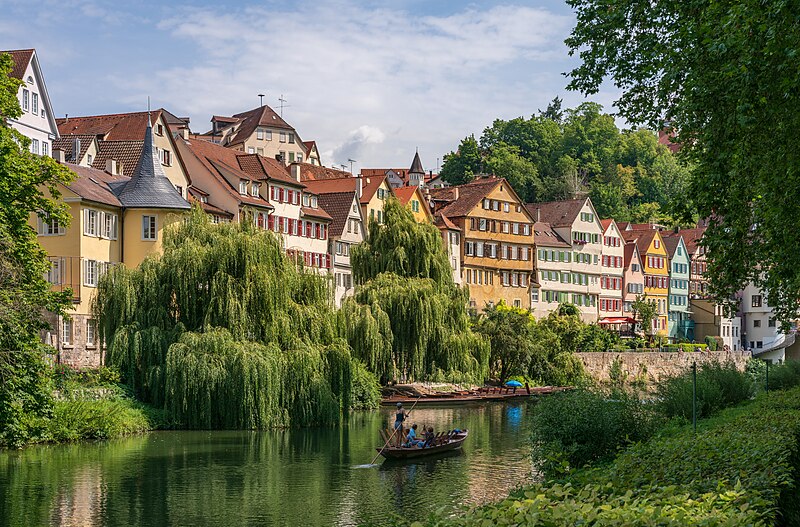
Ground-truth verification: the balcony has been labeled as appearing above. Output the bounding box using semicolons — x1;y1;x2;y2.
46;256;81;303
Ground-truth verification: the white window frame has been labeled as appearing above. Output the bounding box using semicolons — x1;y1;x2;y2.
142;215;157;241
62;318;71;346
86;320;96;347
32;92;39;115
239;180;248;195
22;89;29;111
84;259;98;287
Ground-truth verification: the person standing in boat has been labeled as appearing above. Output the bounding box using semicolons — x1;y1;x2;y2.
394;402;409;431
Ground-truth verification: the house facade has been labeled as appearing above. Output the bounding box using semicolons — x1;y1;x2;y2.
663;234;692;341
621;242;645;326
599;219;624;319
206;105;313;165
529;198;604;322
531;221;574;318
393;185;433;223
430;178;535;310
623;228;669;336
434;214;462;285
3;49;59;156
36;119;190;366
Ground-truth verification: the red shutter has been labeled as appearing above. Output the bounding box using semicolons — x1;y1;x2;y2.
268;215;274;230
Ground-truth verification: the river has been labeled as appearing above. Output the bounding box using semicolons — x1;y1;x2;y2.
0;401;538;527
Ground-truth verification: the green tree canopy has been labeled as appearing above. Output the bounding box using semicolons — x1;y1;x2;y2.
0;53;75;447
438;135;482;186
565;0;800;322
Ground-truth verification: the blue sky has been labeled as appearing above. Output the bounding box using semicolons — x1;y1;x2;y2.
0;0;620;171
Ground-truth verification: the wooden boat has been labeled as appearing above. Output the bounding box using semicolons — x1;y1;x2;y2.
376;429;468;459
380;385;572;406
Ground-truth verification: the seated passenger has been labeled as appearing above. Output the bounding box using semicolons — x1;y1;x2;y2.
423;426;435;448
404;424;423;447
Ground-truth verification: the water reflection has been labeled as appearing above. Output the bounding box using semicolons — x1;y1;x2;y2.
0;401;536;527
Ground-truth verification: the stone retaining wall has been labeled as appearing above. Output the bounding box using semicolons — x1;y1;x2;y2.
579;350;752;384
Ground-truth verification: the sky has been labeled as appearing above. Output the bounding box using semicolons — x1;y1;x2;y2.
0;0;621;173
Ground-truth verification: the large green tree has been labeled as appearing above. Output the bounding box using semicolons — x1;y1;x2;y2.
0;53;75;447
438;135;482;186
565;0;800;322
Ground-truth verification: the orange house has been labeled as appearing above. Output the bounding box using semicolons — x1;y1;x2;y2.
623;229;669;336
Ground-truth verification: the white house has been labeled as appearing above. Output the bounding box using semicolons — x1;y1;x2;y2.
3;49;59;155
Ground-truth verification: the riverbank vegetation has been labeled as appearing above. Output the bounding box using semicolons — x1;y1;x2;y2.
410;362;800;526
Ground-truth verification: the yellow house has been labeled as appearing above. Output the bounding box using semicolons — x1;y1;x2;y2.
429;177;535;310
34;117;190;367
392;185;433;223
623;228;669;336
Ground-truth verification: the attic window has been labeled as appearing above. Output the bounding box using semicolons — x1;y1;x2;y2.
239;180;247;195
26;76;33;85
155;124;164;136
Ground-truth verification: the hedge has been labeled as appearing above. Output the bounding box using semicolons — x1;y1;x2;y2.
408;386;800;526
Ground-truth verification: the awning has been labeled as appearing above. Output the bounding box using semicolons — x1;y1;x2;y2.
599;317;637;325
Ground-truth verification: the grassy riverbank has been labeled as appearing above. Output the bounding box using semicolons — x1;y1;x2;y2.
409;361;800;526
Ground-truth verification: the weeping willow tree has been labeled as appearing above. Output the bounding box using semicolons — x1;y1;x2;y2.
344;198;488;383
93;207;378;429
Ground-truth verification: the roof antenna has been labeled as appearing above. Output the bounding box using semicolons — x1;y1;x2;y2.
347;158;356;174
258;93;265;107
278;94;289;117
147;96;151;126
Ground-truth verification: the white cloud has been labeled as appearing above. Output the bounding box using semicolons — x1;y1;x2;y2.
126;2;583;170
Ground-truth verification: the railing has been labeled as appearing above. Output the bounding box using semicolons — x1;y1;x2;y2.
46;256;81;303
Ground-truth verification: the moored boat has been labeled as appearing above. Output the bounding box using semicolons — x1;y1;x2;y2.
376;429;468;459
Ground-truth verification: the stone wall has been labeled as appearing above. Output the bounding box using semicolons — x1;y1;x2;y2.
579;350;752;384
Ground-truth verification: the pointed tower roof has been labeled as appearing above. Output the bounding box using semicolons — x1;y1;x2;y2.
409;151;424;175
114;115;190;209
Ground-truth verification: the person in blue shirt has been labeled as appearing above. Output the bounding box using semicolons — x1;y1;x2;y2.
404;424;423;447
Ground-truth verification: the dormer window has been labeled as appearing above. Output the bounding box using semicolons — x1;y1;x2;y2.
251;183;260;197
239;180;248;195
303;194;310;207
311;196;318;208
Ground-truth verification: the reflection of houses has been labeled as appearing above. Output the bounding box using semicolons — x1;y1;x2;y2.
430;177;535;310
37;118;190;366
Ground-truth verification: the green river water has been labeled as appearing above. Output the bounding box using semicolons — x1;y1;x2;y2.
0;401;537;527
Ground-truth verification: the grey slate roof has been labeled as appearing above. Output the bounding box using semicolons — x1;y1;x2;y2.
114;117;190;210
409;151;424;174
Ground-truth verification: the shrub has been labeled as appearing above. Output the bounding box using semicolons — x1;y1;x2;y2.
767;360;800;391
531;389;662;475
656;361;752;420
704;335;718;351
47;399;152;442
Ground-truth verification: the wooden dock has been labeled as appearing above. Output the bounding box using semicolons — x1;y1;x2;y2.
380;385;571;406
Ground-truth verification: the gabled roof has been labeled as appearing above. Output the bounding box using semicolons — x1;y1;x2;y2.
62;163;127;207
392;185;420;206
533;222;571;248
526;199;586;228
317;191;358;236
600;218;615;231
3;49;34;80
57;110;165;141
623;229;659;257
661;234;685;258
297;163;351;182
223;105;295;146
300;206;333;222
429;177;505;218
361;174;390;204
91;140;144;175
52;135;96;163
302;141;317;152
434;213;460;232
237;154;303;187
676;227;707;254
188;187;234;218
623;241;644;271
114;119;190;210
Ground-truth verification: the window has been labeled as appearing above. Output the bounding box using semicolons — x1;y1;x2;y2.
769;318;776;328
531;289;539;303
62;318;71;346
83;209;99;236
257;147;264;155
30;139;39;154
752;295;762;307
240;181;248;195
257;128;264;140
503;202;510;213
264;130;272;141
42;142;49;157
757;341;763;349
251;183;260;197
38;215;65;236
248;147;255;154
412;200;420;212
289;152;295;162
289;133;295;144
160;150;171;165
22;89;29;111
513;299;522;308
32;92;39;114
46;258;63;284
86;320;96;346
753;319;761;328
102;212;118;239
654;239;661;249
142;215;157;240
84;259;98;287
280;132;287;143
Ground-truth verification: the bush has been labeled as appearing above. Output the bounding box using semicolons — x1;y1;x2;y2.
531;389;662;475
411;386;800;526
656;361;752;420
349;361;381;410
47;399;152;442
767;360;800;391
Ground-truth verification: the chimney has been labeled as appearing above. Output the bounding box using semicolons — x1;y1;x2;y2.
72;138;81;163
356;174;363;200
536;208;541;223
290;163;301;182
453;187;459;200
53;148;65;163
106;159;117;175
181;127;189;140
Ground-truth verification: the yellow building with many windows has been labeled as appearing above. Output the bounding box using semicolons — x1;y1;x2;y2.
35;118;190;366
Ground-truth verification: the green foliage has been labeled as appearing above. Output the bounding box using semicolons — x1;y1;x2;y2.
47;399;153;442
0;52;76;448
411;386;800;527
439;99;688;222
94;208;379;429
631;294;657;338
703;336;718;351
565;0;800;324
656;362;753;421
765;360;800;392
475;302;536;382
531;389;662;475
345;198;488;383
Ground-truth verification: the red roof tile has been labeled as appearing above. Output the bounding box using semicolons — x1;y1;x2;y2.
526;199;586;227
57;110;164;141
533;222;571;248
317;191;357;236
91;140;144;176
224;105;295;146
52;135;95;163
430;177;502;218
434;213;460;231
392;186;419;205
297;162;352;182
301;206;332;221
674;227;706;254
62;163;128;207
3;49;34;80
